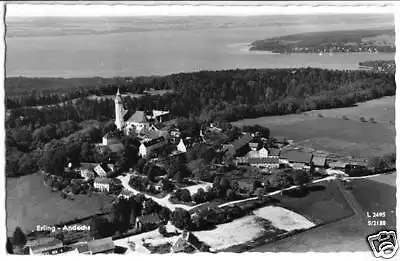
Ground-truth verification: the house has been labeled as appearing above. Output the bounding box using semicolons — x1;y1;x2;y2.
87;237;115;254
268;148;281;158
27;238;64;255
78;162;97;180
249;141;261;151
102;133;120;146
329;161;349;169
291;162;307;170
177;139;187;153
223;133;253;157
152;110;170;123
171;231;202;253
93;177;113;192
312;156;327;168
258;147;270;158
281;151;313;165
136;213;162;231
138;136;167;158
94;163;112;177
237;181;253;192
118;189;135;199
248;157;280;169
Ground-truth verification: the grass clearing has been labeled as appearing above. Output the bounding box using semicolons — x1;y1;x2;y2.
233;96;395;158
6;173;114;236
349;174;396;229
271;181;354;225
253;206;315;231
193;215;268;251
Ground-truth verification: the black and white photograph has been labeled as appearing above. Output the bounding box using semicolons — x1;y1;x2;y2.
3;1;397;258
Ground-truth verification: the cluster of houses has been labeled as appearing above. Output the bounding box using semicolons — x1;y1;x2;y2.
223;132;356;173
26;229;203;255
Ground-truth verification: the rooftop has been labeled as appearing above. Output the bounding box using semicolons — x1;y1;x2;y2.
282;151;313;164
126;110;148;123
137;213;162;225
248;157;279;164
231;133;253;151
312;156;327;167
87;237;115;254
94;177;113;184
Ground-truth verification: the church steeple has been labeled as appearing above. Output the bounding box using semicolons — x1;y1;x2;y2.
114;88;124;130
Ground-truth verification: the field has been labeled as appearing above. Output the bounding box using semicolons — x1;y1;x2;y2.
250;175;396;252
350;172;396;229
6;173;114;236
233;96;395;158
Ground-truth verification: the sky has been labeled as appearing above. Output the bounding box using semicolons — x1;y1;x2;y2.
5;1;396;17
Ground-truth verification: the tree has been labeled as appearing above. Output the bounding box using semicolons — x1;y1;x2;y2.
192;188;206;203
6;237;13;254
158;207;172;223
90;215;115;239
111;198;131;233
12;227;26;247
171;208;191;230
180;189;192;202
292;170;310;186
158;225;167;236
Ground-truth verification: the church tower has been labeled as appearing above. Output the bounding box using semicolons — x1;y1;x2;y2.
114;88;125;130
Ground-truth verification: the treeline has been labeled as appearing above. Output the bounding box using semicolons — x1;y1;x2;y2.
6;68;396;129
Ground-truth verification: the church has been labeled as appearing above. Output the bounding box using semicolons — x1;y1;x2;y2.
114;88;170;135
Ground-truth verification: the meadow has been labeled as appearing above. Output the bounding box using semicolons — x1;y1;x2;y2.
6;173;114;236
233;96;395;159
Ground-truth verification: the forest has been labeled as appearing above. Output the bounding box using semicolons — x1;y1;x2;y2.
5;68;396;177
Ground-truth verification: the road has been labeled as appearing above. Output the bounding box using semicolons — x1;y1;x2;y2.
117;174;209;211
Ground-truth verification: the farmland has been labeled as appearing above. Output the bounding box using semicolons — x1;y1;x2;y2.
233;96;395;158
249;174;396;252
6;173;114;236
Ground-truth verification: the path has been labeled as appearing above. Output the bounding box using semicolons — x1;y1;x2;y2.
218;176;336;208
117;174;208;211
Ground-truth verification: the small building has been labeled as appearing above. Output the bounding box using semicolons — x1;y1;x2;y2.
258;147;269;158
138;136;167;158
93;177;113;192
281;151;313;165
291;162;307;170
102;133;120;146
171;231;202;253
237;181;253;192
249;141;261;151
28;238;64;255
136;213;162;231
177;139;187;153
78;162;97;180
87;237;115;254
118;189;135;199
328;161;349;169
223;133;253;157
312;156;327;168
268;148;281;158
248;157;280;169
94;163;112;177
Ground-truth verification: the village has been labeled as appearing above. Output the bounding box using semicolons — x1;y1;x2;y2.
19;89;380;255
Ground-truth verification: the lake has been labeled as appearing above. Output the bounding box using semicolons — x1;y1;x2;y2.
5;15;395;78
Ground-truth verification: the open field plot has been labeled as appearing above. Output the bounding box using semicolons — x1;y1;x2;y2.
6;173;114;236
271;181;354;225
349;173;396;229
249;180;386;252
233;97;395;158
